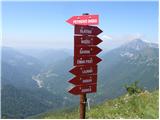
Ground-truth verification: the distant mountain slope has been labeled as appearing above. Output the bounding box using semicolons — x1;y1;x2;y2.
1;47;71;118
36;39;159;104
16;48;72;67
31;90;159;119
1;84;64;118
32;56;78;105
1;47;43;89
98;39;159;100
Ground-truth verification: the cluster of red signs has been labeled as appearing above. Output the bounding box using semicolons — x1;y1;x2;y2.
66;14;103;95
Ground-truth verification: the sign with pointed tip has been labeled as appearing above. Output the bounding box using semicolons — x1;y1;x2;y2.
66;15;99;26
75;25;103;36
70;65;97;76
74;56;102;66
74;46;102;56
68;75;97;85
68;83;97;95
74;36;102;46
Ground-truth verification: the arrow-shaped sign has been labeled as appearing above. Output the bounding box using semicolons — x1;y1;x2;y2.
68;83;97;95
74;46;102;56
74;56;102;66
75;25;103;36
74;36;102;46
68;75;97;85
66;15;99;26
70;65;97;76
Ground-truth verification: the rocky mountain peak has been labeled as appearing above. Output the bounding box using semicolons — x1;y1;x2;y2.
122;39;147;51
120;39;158;51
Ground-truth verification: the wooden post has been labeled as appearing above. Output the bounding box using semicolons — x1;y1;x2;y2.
80;94;87;119
79;13;89;119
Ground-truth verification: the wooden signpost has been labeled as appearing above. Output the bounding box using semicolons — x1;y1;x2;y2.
66;13;103;119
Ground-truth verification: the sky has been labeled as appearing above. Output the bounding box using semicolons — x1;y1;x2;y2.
2;1;159;50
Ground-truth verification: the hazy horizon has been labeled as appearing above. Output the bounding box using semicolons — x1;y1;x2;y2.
2;38;159;51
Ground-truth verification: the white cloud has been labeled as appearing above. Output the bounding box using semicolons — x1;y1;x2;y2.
101;35;113;40
99;33;147;52
126;33;144;41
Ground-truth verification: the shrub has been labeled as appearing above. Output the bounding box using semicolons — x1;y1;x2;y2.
124;81;143;95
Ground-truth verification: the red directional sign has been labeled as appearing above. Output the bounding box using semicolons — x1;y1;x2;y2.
70;65;97;76
66;15;99;26
69;75;97;85
68;83;97;95
74;46;102;56
74;56;102;66
74;36;102;46
75;25;102;36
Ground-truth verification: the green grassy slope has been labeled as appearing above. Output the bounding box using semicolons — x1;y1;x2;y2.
32;90;159;119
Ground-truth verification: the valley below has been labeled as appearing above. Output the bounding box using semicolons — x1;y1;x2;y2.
1;39;159;118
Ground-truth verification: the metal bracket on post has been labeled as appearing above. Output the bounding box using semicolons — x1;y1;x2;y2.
87;98;91;110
